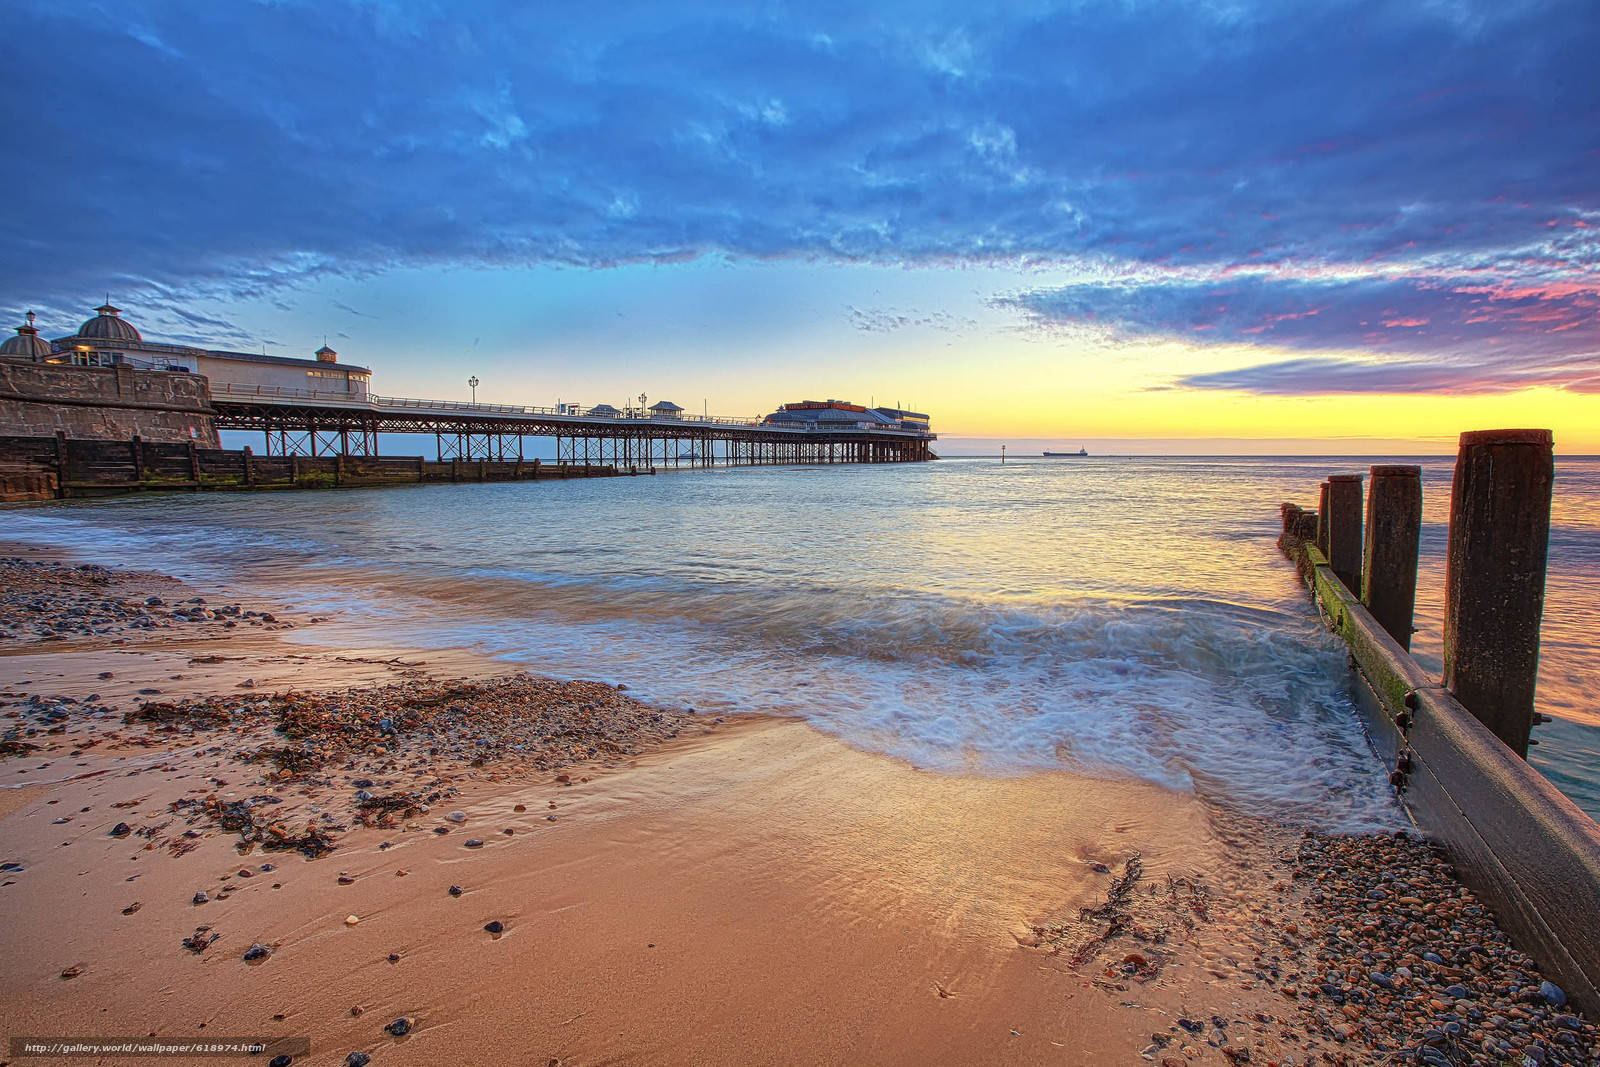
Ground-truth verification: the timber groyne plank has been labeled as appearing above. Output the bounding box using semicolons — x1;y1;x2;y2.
1283;532;1600;1015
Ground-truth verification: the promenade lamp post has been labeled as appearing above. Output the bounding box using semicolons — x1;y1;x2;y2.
468;375;479;403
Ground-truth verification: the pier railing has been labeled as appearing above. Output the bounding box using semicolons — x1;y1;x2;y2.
208;384;923;435
1279;430;1600;1015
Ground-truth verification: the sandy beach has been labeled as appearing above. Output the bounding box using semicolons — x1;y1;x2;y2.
2;543;1595;1067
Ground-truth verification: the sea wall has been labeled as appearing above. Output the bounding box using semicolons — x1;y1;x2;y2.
0;361;219;447
0;433;627;501
1280;529;1600;1015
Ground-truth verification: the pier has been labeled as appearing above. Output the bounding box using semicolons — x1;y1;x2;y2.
208;385;936;465
1279;430;1600;1015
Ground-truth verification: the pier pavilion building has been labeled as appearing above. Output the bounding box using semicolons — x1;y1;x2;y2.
2;303;371;397
763;399;931;432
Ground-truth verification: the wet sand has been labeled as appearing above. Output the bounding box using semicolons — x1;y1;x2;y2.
3;543;1595;1066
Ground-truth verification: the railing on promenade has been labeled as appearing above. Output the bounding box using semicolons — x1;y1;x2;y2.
208;383;931;436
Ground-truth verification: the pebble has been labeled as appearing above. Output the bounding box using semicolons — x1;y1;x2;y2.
345;915;360;926
448;885;463;897
464;839;484;849
243;943;271;962
384;1016;414;1037
338;873;356;885
1273;831;1600;1067
484;920;504;934
269;1056;293;1067
192;891;209;905
345;1053;370;1067
446;811;467;823
109;822;132;838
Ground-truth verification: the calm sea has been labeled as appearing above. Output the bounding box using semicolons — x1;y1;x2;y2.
6;455;1597;830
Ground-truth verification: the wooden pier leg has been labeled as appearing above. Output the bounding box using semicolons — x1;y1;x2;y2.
53;431;69;498
243;445;255;487
1363;465;1422;650
1327;473;1363;593
1316;481;1331;557
1443;429;1555;758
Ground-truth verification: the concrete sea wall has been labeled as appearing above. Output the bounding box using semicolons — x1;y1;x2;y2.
0;362;218;446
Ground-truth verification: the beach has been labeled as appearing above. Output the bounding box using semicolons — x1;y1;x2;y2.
2;543;1595;1066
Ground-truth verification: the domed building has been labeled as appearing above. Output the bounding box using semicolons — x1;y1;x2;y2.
76;302;143;344
0;312;52;361
40;300;371;396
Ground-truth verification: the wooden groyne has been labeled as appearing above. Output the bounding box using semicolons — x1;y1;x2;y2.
0;433;628;502
1280;429;1600;1015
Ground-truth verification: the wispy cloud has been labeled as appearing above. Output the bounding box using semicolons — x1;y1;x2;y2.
847;305;977;333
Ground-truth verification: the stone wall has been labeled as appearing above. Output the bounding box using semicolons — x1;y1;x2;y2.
0;361;218;446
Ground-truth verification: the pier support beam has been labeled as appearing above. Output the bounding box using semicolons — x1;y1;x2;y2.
1326;474;1363;594
1443;429;1555;758
1362;465;1422;650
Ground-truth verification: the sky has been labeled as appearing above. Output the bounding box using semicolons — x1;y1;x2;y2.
3;0;1598;453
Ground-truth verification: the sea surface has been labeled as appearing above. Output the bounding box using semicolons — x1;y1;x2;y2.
6;455;1598;830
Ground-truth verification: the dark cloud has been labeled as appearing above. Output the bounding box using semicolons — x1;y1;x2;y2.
2;0;1596;396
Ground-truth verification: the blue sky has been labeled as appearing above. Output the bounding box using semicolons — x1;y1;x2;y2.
3;1;1597;447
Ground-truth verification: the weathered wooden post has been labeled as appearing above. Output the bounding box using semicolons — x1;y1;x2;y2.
186;439;201;486
53;431;68;499
130;434;145;485
1316;481;1331;556
242;445;255;487
1326;474;1363;592
1362;465;1422;649
531;457;541;480
1443;429;1554;758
